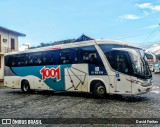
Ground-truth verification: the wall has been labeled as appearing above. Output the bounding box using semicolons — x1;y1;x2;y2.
0;56;4;80
0;31;19;80
0;31;18;52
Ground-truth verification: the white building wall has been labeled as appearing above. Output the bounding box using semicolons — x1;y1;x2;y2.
0;31;19;80
0;56;4;80
0;31;18;52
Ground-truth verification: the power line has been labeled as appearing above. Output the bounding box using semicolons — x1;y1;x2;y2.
116;31;155;40
142;24;160;43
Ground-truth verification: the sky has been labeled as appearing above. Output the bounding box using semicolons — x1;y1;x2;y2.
0;0;160;50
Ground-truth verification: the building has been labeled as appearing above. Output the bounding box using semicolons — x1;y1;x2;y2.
0;26;25;80
74;34;94;42
53;34;94;44
29;34;94;49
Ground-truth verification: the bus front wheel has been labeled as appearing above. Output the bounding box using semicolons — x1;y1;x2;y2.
21;80;31;93
93;82;106;98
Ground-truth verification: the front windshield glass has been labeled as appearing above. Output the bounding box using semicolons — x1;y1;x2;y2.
99;44;152;79
128;50;151;78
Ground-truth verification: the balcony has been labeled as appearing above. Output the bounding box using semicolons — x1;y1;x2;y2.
0;47;15;55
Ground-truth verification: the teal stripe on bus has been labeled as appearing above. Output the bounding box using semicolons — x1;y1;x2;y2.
11;65;71;91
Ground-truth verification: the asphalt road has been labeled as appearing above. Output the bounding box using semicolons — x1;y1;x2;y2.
0;73;160;126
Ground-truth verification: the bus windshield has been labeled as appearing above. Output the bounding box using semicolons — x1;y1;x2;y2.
99;44;152;79
129;49;151;79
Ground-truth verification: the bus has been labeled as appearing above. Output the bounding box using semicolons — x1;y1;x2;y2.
4;40;153;97
145;51;156;72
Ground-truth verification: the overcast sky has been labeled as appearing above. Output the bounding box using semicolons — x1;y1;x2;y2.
0;0;160;49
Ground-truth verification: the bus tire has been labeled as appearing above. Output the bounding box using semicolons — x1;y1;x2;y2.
92;82;106;98
21;80;31;93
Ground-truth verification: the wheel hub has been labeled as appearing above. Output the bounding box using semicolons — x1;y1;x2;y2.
97;86;105;95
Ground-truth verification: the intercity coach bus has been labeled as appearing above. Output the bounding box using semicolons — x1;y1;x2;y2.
4;40;153;97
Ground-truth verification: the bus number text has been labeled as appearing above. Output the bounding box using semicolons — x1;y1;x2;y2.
40;66;61;81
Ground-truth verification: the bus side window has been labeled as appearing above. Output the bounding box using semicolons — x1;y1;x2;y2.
59;50;71;64
49;52;54;64
43;50;59;65
79;46;103;66
89;53;97;64
10;56;14;66
70;48;78;64
33;53;42;65
105;51;130;74
82;52;89;62
105;51;115;69
4;56;10;67
115;52;129;74
12;55;19;66
42;51;52;65
51;50;59;65
24;54;29;65
10;56;16;66
17;55;22;66
43;53;48;64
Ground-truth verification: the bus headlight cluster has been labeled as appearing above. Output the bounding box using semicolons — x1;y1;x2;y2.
137;82;143;85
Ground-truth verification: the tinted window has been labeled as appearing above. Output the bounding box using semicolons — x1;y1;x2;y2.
78;46;103;66
43;50;59;65
70;49;79;64
17;54;28;66
11;38;15;50
59;49;71;64
5;45;104;67
32;52;43;65
99;44;123;53
105;50;131;74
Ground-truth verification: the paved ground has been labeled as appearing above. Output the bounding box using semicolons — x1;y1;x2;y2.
0;73;160;126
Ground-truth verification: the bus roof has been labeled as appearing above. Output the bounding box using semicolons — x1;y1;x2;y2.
5;39;141;55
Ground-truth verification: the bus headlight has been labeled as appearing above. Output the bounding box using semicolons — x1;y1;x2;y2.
136;81;143;85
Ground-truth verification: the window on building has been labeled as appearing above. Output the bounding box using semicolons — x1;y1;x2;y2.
11;38;15;50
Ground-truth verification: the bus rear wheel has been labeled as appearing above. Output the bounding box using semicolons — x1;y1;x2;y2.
93;82;106;98
21;80;30;93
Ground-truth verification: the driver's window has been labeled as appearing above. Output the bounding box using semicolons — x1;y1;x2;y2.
105;51;130;74
116;52;129;73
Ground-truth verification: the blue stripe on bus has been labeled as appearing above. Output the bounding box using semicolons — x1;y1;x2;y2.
11;65;71;91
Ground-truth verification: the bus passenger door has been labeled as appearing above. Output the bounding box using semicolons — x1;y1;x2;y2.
106;50;132;94
114;51;132;94
114;51;131;94
115;73;132;94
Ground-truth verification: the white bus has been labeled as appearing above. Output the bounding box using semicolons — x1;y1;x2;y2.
4;40;153;97
145;51;156;72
